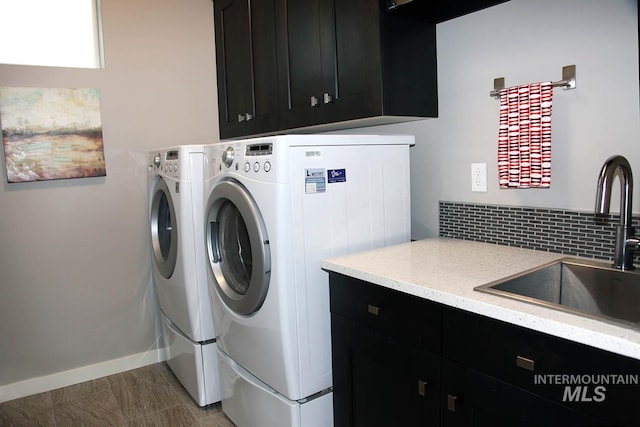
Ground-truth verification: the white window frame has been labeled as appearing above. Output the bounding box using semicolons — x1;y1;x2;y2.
0;0;104;69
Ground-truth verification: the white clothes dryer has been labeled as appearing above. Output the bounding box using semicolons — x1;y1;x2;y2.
148;145;221;406
203;135;412;427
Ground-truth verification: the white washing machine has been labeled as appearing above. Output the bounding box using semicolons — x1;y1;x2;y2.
203;134;412;426
148;144;221;406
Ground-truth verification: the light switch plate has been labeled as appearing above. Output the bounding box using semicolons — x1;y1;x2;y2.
471;163;487;192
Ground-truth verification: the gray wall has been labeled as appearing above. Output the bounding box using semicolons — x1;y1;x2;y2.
0;0;218;400
358;0;639;238
0;0;637;401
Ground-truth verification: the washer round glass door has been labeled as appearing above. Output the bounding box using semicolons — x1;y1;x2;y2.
206;179;270;316
150;177;178;279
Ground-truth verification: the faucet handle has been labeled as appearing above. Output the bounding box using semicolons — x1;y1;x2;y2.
626;235;640;252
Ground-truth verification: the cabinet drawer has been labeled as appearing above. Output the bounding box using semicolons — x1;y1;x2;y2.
329;273;441;353
442;359;605;426
443;307;640;425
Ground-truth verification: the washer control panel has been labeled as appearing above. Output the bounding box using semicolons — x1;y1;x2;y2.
151;150;180;178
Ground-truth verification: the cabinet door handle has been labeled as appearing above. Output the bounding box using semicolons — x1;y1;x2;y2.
245;113;253;121
367;304;380;316
417;380;428;396
447;394;458;412
323;93;332;104
310;96;319;107
516;355;535;372
238;114;245;122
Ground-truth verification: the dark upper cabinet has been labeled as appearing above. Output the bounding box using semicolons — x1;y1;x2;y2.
213;0;279;139
431;0;509;23
276;0;424;131
214;0;508;139
385;0;508;23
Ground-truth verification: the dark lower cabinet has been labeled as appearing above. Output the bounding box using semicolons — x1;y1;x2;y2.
329;273;640;426
332;313;440;427
443;308;640;426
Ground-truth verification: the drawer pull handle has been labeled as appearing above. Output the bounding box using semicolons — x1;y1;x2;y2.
367;304;380;316
417;380;428;396
447;394;458;412
516;355;535;372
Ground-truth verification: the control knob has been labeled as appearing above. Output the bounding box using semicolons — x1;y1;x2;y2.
222;147;234;168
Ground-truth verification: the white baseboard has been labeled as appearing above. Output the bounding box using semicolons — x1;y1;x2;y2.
0;349;167;404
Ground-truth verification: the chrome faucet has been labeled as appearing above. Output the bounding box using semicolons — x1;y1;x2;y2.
595;155;638;270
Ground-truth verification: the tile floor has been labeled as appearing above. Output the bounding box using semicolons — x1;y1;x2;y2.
0;362;236;426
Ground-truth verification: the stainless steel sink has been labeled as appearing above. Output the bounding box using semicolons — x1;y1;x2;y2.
475;258;640;327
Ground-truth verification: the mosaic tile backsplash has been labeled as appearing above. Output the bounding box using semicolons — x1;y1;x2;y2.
439;201;640;262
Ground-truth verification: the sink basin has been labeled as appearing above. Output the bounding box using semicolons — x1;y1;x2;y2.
475;258;640;327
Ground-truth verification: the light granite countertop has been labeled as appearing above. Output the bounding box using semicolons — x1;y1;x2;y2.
321;238;640;360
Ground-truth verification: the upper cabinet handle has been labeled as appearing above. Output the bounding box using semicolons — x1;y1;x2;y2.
323;93;332;104
367;304;380;316
310;96;319;107
418;380;428;396
447;394;458;412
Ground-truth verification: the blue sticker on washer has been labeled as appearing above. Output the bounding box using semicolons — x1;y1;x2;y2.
328;169;346;183
305;168;326;193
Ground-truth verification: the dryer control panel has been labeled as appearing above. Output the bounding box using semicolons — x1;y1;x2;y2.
245;143;273;156
215;140;282;184
242;143;273;175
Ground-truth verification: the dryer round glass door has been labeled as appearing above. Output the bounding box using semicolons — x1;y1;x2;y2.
150;177;178;279
206;179;270;316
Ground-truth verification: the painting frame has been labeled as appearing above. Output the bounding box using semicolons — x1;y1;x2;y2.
0;86;106;183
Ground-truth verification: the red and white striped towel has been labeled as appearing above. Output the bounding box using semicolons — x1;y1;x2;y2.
498;81;553;189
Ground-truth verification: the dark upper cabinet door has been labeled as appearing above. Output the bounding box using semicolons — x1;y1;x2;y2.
214;0;279;139
276;0;324;128
278;0;383;130
323;0;382;124
276;0;507;132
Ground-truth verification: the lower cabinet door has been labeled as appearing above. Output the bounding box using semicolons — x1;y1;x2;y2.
441;359;607;427
331;313;440;426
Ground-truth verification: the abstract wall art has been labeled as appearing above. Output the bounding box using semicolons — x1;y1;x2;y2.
0;87;106;183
